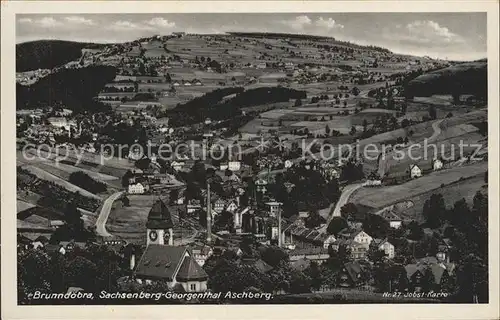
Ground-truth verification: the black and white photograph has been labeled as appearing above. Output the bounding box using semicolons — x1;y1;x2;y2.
1;1;499;319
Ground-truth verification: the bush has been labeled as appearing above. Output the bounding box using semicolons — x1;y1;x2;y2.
69;171;107;194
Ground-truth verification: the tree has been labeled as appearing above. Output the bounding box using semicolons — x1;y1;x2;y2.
327;217;348;236
261;246;289;268
401;118;410;128
18;249;52;303
367;241;386;265
64;256;98;291
122;196;130;207
213;210;234;232
304;261;323;291
406;221;424;241
305;210;326;229
422;193;446;229
421;267;436;292
428;105;437;120
363;214;390;239
325;124;331;136
340;203;358;221
135;158;151;170
349;126;357;136
362;119;368;132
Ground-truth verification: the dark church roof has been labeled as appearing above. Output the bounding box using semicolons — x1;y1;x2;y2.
176;255;209;281
146;198;174;229
134;245;187;281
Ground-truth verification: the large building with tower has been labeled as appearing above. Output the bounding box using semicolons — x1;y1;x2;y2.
134;198;208;292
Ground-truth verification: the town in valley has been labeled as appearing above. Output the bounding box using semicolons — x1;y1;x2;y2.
15;13;489;304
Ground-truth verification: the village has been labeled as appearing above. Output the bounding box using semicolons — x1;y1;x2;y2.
15;30;488;304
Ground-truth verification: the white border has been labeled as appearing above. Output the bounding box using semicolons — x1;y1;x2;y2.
2;2;499;319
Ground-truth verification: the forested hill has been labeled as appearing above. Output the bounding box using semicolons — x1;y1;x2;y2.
405;61;487;99
16;40;105;72
16;66;117;113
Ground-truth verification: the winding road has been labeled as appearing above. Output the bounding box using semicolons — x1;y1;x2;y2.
95;191;124;237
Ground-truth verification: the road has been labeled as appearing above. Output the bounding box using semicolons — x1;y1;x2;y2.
377;118;444;177
319;182;363;233
95;191;124;237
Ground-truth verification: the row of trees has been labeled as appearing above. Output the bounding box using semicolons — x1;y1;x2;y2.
69;171;107;194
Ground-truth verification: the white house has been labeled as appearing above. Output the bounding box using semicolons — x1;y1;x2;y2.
225;200;239;213
171;161;185;171
322;235;337;249
352;230;373;246
128;183;145;194
433;159;443;171
410;164;422;178
228;161;241;171
375;239;395;259
266;201;282;218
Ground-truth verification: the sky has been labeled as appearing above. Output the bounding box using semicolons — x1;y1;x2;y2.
16;13;487;61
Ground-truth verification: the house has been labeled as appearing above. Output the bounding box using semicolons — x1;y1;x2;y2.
405;257;456;292
410;164;422;178
265;201;282;218
256;62;267;69
288;247;330;264
379;210;403;229
241;257;273;273
351;230;373;246
212;198;227;214
134;245;208;292
332;230;373;260
128;182;146;194
372;239;395;259
228;161;241;171
433;158;443;171
338;261;369;287
190;244;213;267
291;258;311;272
225;200;239;213
187;199;202;214
171;161;185;171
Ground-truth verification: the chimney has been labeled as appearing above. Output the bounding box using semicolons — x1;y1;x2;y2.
206;182;212;244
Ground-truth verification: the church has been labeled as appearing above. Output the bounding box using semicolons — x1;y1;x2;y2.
134;198;209;292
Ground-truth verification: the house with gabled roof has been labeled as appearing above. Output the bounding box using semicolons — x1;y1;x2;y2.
379;210;403;229
134;244;208;292
371;238;395;259
409;164;422;178
404;257;456;292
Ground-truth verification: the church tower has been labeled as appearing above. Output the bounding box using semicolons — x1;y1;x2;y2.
146;198;174;246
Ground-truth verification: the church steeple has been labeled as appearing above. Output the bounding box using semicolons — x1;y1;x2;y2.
146;198;174;246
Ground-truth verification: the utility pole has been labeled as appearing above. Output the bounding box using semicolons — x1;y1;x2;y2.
278;203;282;248
206;181;212;244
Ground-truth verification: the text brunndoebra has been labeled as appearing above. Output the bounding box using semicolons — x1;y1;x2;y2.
27;290;273;301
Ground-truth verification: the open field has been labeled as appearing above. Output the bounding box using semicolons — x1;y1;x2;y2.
19;164;102;201
17;200;36;213
397;174;487;222
350;161;488;210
